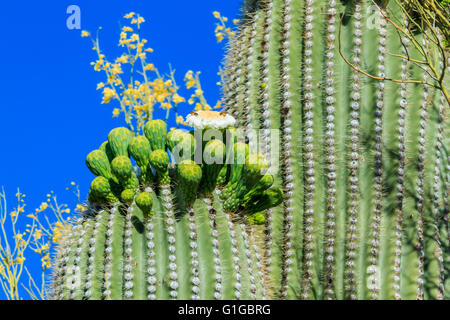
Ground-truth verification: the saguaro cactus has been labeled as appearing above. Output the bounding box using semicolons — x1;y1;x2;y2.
50;113;282;300
221;0;449;300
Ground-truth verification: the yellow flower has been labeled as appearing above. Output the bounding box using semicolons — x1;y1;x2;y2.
216;33;224;43
39;202;48;212
33;229;42;241
172;94;185;104
184;71;196;89
16;256;26;264
130;33;139;42
112;108;120;117
102;87;116;104
213;11;220;19
124;12;135;19
97;82;105;90
137;17;145;24
116;55;129;64
144;64;156;71
76;204;88;212
81;30;90;38
122;26;133;32
176;115;185;125
14;233;23;240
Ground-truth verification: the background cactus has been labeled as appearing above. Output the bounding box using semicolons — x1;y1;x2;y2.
220;0;449;300
50;117;282;300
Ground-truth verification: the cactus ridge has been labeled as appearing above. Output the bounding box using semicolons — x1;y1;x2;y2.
221;0;449;300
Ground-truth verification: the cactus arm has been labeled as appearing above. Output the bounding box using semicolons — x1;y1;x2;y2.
86;210;107;300
106;205;125;300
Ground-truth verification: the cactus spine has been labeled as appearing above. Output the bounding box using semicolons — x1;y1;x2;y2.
221;0;449;299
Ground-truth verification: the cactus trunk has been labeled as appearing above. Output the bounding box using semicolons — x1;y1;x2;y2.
221;0;449;300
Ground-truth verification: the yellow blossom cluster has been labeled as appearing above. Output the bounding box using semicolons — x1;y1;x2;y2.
0;185;78;299
184;70;221;112
81;12;220;133
213;11;237;43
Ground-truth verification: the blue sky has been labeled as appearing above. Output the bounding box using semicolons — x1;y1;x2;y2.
0;0;240;299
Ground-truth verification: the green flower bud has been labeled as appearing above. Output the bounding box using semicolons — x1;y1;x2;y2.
243;174;274;207
129;136;152;183
108;127;133;157
111;156;133;182
243;153;269;190
168;129;196;161
216;165;229;186
248;212;266;225
167;129;185;152
144;120;167;151
124;173;140;191
136;192;153;217
201;139;226;194
244;187;284;216
128;136;151;168
86;150;112;179
220;142;249;200
121;189;135;204
89;176;118;203
99;141;115;163
176;160;202;206
149;150;170;185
